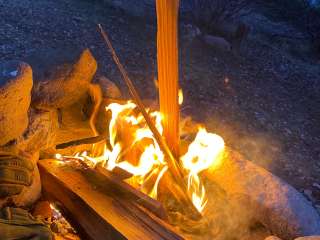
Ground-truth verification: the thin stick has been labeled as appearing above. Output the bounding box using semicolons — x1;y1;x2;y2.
98;24;183;182
98;24;201;218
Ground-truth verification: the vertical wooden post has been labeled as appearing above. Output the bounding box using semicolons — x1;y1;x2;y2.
156;0;180;159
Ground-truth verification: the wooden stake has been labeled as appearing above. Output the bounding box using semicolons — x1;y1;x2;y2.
98;24;201;219
156;0;180;159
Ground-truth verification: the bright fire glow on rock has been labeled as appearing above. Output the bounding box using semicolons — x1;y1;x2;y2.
181;128;225;212
56;100;225;214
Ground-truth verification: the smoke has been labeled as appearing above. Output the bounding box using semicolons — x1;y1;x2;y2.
202;115;283;172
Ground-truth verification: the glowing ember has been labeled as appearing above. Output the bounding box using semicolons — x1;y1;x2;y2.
56;100;225;214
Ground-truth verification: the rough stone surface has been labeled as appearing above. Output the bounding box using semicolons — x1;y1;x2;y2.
0;61;33;145
206;148;320;240
0;108;59;159
96;75;122;99
32;49;97;109
295;237;320;240
0;107;58;208
265;236;283;240
202;34;232;52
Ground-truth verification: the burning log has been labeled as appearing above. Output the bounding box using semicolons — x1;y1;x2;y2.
156;0;180;159
95;163;167;219
38;159;184;240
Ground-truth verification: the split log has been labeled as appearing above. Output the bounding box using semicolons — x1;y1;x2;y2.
0;61;33;146
205;148;320;240
156;0;180;159
94;163;167;220
38;159;184;240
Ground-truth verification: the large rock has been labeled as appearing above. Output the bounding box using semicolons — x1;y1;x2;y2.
206;148;320;240
0;61;33;146
32;49;97;110
1;108;59;156
295;237;320;240
202;34;232;52
96;75;122;99
265;236;282;240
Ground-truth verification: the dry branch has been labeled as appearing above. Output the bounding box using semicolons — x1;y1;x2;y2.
56;136;106;149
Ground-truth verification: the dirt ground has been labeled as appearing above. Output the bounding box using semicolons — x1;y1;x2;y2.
0;0;319;211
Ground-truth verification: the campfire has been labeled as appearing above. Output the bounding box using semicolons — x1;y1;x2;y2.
55;97;225;214
0;0;319;240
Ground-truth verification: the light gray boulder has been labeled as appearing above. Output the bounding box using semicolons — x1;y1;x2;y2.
206;148;320;240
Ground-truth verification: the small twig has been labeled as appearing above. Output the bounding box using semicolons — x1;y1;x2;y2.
97;24;201;218
56;136;106;149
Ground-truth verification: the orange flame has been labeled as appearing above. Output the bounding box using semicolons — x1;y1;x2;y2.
56;100;224;214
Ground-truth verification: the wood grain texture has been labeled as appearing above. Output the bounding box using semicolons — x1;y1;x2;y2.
38;159;184;240
156;0;180;159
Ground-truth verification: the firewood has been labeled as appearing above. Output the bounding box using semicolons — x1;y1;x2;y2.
55;136;106;149
94;163;167;220
156;0;180;159
98;25;201;219
38;159;184;240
